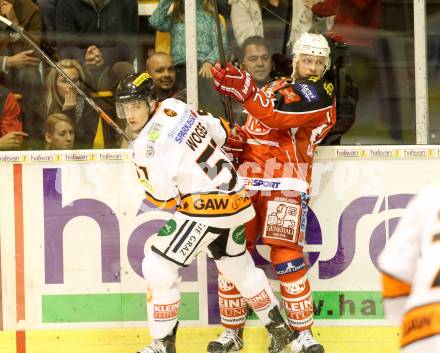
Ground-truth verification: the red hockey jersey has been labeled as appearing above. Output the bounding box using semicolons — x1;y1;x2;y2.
238;76;336;194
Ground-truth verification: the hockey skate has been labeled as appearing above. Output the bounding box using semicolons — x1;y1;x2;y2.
291;329;324;353
265;306;297;353
137;323;178;353
206;328;244;353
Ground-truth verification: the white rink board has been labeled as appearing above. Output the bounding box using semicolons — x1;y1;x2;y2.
0;146;439;330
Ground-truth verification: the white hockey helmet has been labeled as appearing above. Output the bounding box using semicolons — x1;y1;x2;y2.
292;33;331;78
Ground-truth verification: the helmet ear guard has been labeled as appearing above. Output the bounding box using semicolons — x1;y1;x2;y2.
291;33;331;78
115;72;156;119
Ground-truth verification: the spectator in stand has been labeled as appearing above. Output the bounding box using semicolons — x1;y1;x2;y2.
304;0;381;49
229;0;289;55
35;0;57;33
0;84;27;150
233;35;273;125
149;0;227;118
120;53;188;149
43;59;112;149
35;0;58;53
145;52;186;102
240;36;272;87
288;0;333;47
0;0;42;105
43;112;75;150
55;0;138;91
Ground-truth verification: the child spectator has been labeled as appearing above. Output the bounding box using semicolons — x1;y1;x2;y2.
0;84;27;150
43;112;74;150
55;0;138;91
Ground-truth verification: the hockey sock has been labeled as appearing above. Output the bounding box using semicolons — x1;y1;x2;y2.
216;251;279;326
142;250;181;339
218;273;248;328
280;276;313;330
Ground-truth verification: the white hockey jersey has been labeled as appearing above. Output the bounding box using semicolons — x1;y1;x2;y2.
378;183;440;350
132;98;255;228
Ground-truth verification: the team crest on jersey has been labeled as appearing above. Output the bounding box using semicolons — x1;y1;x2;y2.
263;200;301;243
164;108;177;117
245;116;271;135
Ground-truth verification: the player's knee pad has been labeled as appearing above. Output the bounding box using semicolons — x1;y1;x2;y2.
142;249;180;291
215;251;255;285
280;275;314;330
216;251;275;306
270;245;308;282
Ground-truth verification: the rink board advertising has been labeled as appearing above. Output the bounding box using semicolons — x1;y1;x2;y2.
1;146;440;330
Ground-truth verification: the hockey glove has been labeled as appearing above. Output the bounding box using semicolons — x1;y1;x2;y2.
222;124;247;163
212;62;257;103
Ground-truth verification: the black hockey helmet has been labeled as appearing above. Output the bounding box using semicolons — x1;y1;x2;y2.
115;72;156;104
115;72;156;120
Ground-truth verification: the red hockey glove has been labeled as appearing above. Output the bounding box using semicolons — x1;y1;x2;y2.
212;62;257;103
222;125;247;163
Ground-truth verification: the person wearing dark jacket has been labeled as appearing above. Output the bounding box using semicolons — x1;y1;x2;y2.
55;0;138;91
0;0;42;106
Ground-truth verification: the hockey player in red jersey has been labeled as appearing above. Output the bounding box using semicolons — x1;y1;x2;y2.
115;73;296;353
208;33;336;353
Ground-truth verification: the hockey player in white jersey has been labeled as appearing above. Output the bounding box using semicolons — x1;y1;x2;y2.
115;73;297;353
378;183;440;353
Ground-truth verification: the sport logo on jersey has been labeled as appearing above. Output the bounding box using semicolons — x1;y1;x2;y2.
174;114;197;144
178;192;251;216
147;122;163;142
244;178;281;190
279;87;300;104
297;83;318;103
263;200;301;243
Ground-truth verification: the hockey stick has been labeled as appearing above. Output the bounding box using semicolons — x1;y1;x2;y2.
0;15;129;141
210;0;234;126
